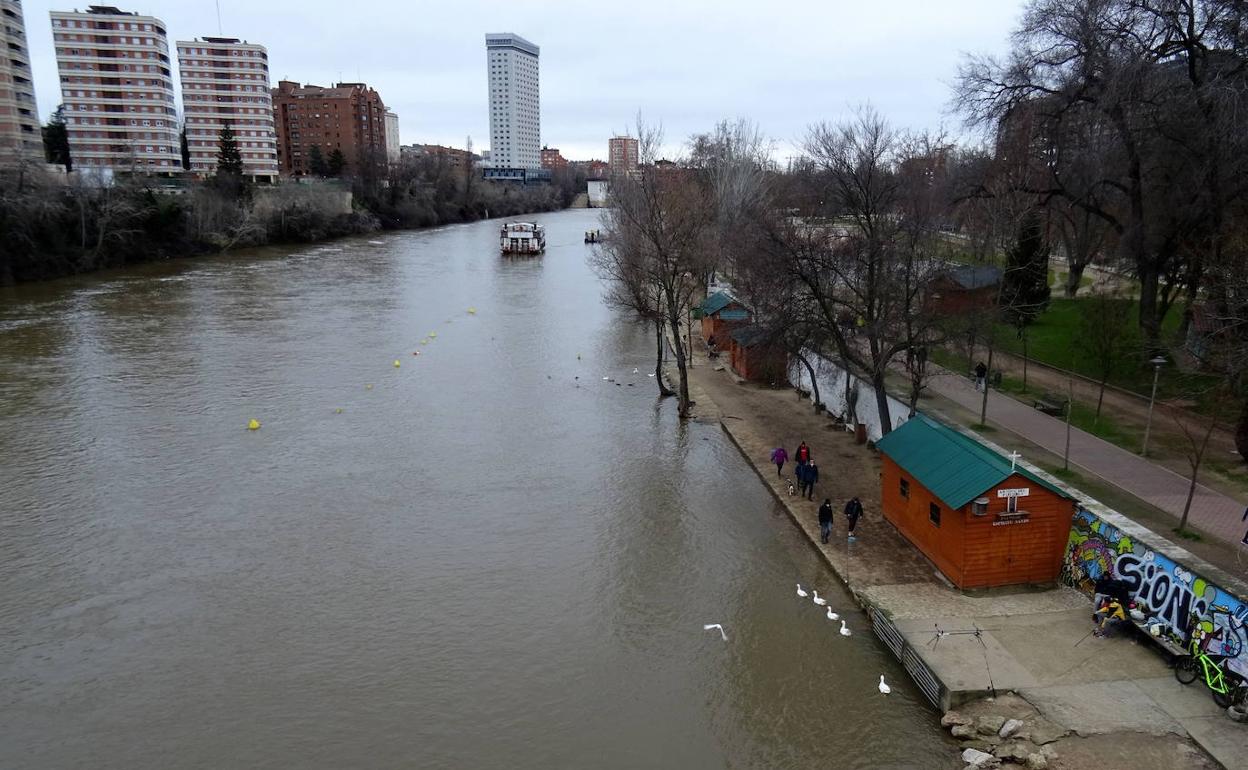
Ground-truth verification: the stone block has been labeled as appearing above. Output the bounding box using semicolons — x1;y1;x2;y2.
976;714;1007;735
1026;753;1048;770
942;710;973;728
998;718;1024;738
951;724;977;739
962;747;998;767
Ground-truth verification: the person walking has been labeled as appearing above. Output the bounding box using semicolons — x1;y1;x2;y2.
1240;506;1248;546
802;462;819;500
844;496;864;541
974;361;988;393
795;441;811;465
818;498;835;544
770;446;788;477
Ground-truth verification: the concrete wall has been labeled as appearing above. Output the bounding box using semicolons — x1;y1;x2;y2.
1063;507;1248;677
787;351;911;442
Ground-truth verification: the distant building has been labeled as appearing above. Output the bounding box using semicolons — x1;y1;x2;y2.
608;135;638;176
384;111;399;163
271;80;387;177
587;179;608;207
485;33;540;169
540;145;566;171
0;0;40;162
698;291;751;347
400;143;474;168
926;264;1003;315
571;159;609;179
50;6;180;173
176;37;277;180
728;326;788;384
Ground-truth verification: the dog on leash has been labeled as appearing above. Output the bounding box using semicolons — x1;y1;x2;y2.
786;478;796;496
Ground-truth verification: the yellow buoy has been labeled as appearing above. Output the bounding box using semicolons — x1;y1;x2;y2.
247;419;261;431
394;359;401;368
430;332;437;338
366;383;374;390
468;307;477;314
421;340;429;345
335;408;343;413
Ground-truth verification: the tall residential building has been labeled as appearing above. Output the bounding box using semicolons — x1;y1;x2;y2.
176;37;277;180
271;80;387;177
0;0;40;161
384;110;399;163
608;135;638;176
50;5;179;172
485;33;539;169
539;146;566;171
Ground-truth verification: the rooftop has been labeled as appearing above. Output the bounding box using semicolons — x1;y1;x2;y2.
875;415;1073;509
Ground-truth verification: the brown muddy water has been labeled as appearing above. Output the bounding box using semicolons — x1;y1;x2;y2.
0;209;956;768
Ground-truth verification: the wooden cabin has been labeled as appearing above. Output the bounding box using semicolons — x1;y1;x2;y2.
875;416;1077;589
699;292;751;347
728;326;788;384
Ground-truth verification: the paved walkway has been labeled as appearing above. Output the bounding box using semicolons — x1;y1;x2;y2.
675;340;1248;769
925;367;1248;546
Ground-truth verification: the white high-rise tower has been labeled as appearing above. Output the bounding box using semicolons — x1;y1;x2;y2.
485;33;539;169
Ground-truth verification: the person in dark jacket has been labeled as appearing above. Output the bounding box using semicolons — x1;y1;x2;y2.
801;462;819;500
818;499;834;543
844;496;864;540
795;441;811;465
974;361;988;392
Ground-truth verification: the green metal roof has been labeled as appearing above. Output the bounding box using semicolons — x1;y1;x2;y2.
875;416;1073;509
718;309;750;321
700;291;737;316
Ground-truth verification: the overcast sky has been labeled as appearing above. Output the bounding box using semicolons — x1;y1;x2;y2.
22;0;1025;160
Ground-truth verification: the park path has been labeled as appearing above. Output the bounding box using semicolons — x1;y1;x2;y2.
925;367;1248;545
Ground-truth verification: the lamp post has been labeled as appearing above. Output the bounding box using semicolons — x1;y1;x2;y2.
1141;355;1167;457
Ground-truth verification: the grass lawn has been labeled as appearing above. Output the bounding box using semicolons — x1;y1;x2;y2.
986;298;1222;408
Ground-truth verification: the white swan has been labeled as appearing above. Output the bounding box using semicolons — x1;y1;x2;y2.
703;623;728;642
633;368;639;374
839;620;852;637
812;590;827;606
796;583;808;598
826;606;839;621
878;675;891;694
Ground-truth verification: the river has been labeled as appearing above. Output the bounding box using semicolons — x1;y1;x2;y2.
0;209;955;769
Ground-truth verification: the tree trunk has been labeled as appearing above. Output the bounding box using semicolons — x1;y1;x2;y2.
1138;265;1162;353
979;345;994;426
1236;395;1248;465
1064;264;1085;298
653;319;674;398
667;313;691;418
1022;332;1029;393
798;352;821;411
1178;413;1218;535
873;368;893;436
1096;377;1107;421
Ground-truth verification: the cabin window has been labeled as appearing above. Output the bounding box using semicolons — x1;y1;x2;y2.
929;503;941;527
1007;495;1019;514
899;478;909;499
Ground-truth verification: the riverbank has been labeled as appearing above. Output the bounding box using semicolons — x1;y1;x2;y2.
667;338;1246;769
0;168;568;286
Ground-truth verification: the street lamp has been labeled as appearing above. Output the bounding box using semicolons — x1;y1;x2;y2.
1141;355;1167;457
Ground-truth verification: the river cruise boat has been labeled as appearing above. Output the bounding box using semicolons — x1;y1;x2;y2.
500;222;546;255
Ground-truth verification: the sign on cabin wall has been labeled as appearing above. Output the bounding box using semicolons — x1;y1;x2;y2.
993;511;1031;526
997;488;1031;498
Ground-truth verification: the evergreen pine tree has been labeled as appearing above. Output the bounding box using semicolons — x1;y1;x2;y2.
42;105;72;171
327;148;346;177
216;123;244;177
308;145;327;177
1000;212;1053;391
180;125;191;170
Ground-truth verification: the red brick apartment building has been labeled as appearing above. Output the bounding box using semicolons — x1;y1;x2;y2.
272;80;386;176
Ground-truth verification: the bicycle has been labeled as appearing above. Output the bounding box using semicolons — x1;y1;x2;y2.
1174;637;1246;708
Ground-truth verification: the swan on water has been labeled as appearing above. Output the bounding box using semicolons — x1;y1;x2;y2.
796;584;808;598
839;620;852;637
703;623;728;642
812;590;827;606
826;606;839;621
633;368;639;374
878;675;891;695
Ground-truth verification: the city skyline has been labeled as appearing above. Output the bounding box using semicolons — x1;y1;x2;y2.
20;0;1024;161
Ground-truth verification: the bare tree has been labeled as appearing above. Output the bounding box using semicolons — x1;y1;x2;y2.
1078;290;1133;421
600;121;712;418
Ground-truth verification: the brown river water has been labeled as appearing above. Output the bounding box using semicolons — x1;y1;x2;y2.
0;209;955;769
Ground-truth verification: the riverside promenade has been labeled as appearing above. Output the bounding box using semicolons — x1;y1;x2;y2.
924;366;1247;546
673;344;1248;770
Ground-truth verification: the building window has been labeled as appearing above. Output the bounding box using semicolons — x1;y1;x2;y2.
1007;495;1019;514
900;478;909;499
929;503;941;527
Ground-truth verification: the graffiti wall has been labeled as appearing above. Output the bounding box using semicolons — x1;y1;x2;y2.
1064;509;1248;677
